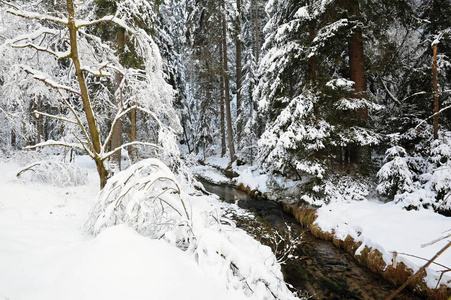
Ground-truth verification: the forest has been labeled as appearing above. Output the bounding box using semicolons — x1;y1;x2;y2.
0;0;450;299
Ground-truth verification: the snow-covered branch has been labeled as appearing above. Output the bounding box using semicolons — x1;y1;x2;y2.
81;63;112;77
59;94;95;156
76;15;133;32
102;141;161;161
102;104;137;153
10;42;71;60
6;8;68;25
33;110;77;125
4;27;59;45
415;103;451;130
381;79;401;105
21;66;81;95
24;139;86;152
0;0;19;10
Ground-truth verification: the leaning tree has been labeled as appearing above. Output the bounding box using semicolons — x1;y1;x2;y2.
0;0;181;188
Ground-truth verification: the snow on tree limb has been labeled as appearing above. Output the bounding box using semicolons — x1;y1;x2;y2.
81;62;112;77
76;15;133;32
24;139;86;152
3;27;59;46
10;42;71;61
102;141;161;161
102;104;137;154
58;93;96;155
6;7;68;25
20;65;81;95
33;110;77;125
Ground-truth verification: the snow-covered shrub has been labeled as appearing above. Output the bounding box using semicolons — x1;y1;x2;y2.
377;146;415;200
189;210;299;300
84;158;190;239
422;139;451;211
16;160;88;186
394;138;451;212
324;175;370;203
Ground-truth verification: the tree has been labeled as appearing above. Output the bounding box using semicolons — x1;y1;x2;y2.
1;0;181;188
234;0;243;147
255;0;393;202
221;0;236;164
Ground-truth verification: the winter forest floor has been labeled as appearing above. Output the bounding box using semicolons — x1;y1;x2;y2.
0;155;298;300
194;157;451;297
0;154;450;299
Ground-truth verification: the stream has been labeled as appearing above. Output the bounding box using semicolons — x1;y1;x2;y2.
200;180;421;300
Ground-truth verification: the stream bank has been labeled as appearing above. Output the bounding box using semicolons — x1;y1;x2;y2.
282;203;451;300
200;180;423;299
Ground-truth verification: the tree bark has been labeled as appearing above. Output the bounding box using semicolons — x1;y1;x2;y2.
66;0;108;188
129;107;137;162
220;51;227;157
111;27;125;171
222;0;236;164
347;0;368;168
432;43;439;140
235;0;242;148
348;30;367;116
36;96;42;144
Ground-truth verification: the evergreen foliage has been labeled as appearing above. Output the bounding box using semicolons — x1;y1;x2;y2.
1;0;451;213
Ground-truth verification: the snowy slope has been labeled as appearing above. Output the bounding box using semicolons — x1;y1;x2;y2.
0;157;298;300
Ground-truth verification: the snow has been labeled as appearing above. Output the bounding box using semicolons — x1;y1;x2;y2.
235;167;268;193
315;200;451;289
0;157;297;300
227;161;451;290
192;165;231;185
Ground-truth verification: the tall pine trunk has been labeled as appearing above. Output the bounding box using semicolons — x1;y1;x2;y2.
347;0;368;168
222;0;236;164
220;42;227;157
432;43;439;140
235;0;242;149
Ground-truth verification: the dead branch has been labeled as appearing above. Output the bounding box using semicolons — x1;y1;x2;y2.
33;110;77;124
6;7;67;25
24;139;86;152
385;241;451;300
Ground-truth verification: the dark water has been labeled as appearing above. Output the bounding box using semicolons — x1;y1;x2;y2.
200;180;420;300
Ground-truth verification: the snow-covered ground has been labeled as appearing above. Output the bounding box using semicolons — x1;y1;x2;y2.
315;200;451;289
0;156;298;300
196;159;451;290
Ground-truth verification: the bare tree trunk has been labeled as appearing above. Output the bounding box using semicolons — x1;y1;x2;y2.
66;0;108;188
36;96;42;144
10;129;16;148
253;0;263;138
222;0;236;164
129;108;137;162
111;28;125;171
235;0;242;149
433;43;439;140
220;42;227;157
347;0;368;168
